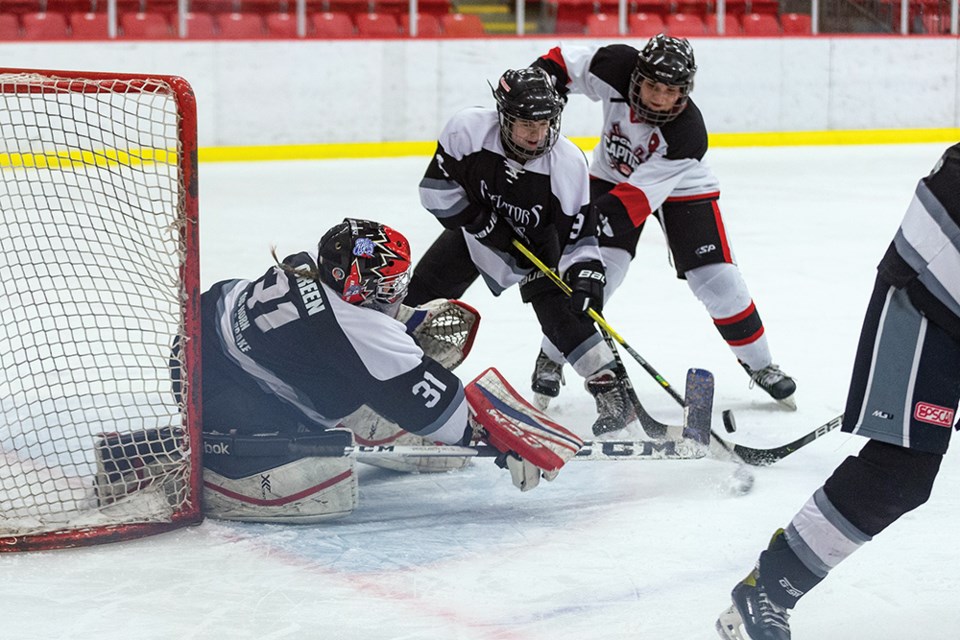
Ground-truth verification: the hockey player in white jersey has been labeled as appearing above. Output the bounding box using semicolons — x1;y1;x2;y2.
529;35;796;410
716;144;960;640
165;218;581;523
406;67;638;437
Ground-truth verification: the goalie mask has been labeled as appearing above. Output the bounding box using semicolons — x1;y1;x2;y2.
317;218;411;317
629;34;697;126
492;67;563;162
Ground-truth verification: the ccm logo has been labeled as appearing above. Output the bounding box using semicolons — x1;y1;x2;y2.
914;402;955;428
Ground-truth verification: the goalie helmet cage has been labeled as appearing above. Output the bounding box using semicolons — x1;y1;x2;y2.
0;68;202;552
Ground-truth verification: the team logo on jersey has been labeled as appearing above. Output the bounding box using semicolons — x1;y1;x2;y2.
603;123;641;177
914;402;954;428
479;178;542;228
353;238;376;258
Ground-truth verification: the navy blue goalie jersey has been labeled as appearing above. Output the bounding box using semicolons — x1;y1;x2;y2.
199;249;469;445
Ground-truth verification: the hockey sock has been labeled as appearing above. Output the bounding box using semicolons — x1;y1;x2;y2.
757;528;825;610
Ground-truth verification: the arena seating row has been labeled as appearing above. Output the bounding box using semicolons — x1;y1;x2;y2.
0;0;453;15
582;11;812;36
0;9;484;38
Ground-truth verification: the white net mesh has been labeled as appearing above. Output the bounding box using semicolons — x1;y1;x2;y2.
0;72;196;543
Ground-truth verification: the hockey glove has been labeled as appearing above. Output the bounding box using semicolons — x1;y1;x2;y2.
464;209;514;253
565;260;606;315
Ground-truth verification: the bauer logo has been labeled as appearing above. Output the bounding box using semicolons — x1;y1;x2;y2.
914;402;954;428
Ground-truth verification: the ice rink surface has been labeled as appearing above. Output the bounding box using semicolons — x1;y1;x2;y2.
3;143;959;639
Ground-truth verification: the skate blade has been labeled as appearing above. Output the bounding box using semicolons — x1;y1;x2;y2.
533;393;552;411
776;394;797;411
715;604;747;640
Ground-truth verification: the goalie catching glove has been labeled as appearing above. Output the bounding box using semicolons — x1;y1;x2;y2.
465;367;583;491
396;298;480;371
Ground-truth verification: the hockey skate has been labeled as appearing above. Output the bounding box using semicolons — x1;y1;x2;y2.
531;349;565;410
586;370;637;436
741;362;797;410
716;566;791;640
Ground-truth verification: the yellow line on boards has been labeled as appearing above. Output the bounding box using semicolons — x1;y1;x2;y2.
199;129;960;163
5;130;957;168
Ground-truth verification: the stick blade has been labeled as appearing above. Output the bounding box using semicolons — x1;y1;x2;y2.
682;368;714;446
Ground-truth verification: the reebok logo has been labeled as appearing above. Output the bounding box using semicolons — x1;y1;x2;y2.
914;402;954;428
204;441;231;455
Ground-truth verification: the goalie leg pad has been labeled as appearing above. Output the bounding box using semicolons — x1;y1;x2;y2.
340;405;471;473
202;430;358;523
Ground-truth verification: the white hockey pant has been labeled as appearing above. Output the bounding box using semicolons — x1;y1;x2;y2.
685;262;772;369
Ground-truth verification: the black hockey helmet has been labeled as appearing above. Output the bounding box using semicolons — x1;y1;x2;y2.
491;67;564;162
317;218;411;316
629;34;697;126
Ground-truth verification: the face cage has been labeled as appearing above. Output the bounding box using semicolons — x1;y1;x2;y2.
628;68;692;126
498;110;562;162
359;269;411;318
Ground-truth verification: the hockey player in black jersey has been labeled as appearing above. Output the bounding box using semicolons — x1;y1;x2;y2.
716;144;960;640
529;34;796;410
162;218;582;523
406;67;637;437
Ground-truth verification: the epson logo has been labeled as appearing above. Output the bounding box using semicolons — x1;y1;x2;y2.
914;402;954;428
204;441;231;455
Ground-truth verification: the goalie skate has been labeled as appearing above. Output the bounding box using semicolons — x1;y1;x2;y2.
93;427;188;510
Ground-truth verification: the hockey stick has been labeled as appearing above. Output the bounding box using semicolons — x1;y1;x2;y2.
288;440;708;462
710;413;844;466
512;239;688;406
511;238;732;442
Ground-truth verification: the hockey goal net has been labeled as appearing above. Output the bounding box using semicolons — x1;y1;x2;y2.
0;69;202;551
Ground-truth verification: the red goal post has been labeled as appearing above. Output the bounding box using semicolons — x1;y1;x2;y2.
0;68;202;551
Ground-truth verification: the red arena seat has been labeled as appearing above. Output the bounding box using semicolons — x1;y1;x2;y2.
548;0;593;34
264;12;298;37
311;11;355;37
0;13;19;39
184;12;217;38
69;11;108;38
440;12;484;36
399;12;441;36
355;12;400;36
665;12;704;36
585;12;620;36
741;12;780;35
706;12;740;35
21;11;68;39
218;12;265;38
120;12;173;38
629;11;665;36
780;12;812;34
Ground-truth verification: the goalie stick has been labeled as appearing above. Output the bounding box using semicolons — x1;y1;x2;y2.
219;408;840;466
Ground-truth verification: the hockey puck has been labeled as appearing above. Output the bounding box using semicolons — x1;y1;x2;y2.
722;409;736;433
